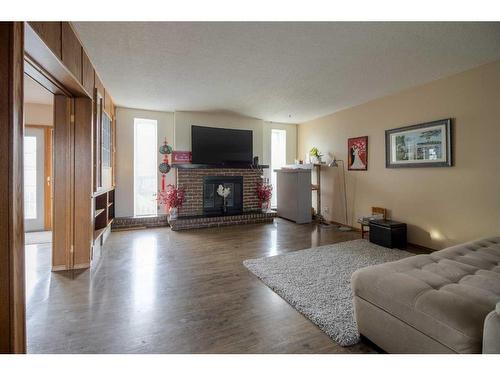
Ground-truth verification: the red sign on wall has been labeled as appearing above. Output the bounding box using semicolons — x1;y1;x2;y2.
172;151;192;164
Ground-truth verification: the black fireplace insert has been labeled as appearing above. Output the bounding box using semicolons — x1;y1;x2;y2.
203;176;243;216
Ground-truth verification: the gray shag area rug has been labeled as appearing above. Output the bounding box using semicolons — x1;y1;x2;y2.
243;239;412;346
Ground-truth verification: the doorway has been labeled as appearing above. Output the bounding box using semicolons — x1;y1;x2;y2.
23;74;54;304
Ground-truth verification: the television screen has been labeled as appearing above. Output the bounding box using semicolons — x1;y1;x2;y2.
191;125;253;165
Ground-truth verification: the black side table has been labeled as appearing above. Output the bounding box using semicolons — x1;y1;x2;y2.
369;219;407;249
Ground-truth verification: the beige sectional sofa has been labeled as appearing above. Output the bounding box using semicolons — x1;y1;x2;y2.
352;236;500;353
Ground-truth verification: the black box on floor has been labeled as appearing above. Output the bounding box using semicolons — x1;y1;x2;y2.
369;219;407;249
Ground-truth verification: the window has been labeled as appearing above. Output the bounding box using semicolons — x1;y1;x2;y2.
134;118;158;216
101;112;112;188
271;129;286;208
102;113;111;168
24;136;37;219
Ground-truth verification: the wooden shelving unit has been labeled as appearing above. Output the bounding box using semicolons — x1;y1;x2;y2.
311;163;327;223
93;188;115;242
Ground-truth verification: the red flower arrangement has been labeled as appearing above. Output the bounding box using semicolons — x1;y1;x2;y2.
256;182;273;204
157;184;185;209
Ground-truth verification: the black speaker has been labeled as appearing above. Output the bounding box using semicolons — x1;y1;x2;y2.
253;156;259;166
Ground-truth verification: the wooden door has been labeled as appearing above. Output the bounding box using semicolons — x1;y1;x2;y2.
0;21;26;354
73;97;93;268
52;95;74;270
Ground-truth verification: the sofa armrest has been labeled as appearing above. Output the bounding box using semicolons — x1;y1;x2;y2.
483;303;500;354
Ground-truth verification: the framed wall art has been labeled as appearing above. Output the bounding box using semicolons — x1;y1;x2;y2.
348;136;368;171
385;119;452;168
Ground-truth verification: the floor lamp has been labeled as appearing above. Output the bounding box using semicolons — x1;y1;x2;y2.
328;158;351;231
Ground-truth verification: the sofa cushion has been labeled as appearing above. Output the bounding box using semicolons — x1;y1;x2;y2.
352;236;500;353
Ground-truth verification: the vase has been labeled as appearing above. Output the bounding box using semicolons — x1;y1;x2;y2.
261;201;269;213
169;207;178;220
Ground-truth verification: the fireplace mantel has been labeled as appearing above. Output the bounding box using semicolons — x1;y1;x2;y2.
172;163;269;169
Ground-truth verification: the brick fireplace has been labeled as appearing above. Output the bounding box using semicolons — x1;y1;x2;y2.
176;167;263;217
170;165;276;230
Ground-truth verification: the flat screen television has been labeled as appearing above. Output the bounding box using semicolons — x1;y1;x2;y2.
191;125;253;165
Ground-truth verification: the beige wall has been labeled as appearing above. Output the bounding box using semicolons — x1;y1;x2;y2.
115;107;175;217
298;61;500;250
24;103;53;126
116;108;297;217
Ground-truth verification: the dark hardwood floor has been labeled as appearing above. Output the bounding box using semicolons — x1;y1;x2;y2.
26;219;414;353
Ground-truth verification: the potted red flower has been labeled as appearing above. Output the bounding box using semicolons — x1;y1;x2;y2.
256;182;273;213
157;184;185;220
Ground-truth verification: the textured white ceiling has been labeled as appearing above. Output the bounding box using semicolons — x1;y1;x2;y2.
73;22;500;123
24;75;53;105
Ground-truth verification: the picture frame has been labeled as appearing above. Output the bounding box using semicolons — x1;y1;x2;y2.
385;119;452;168
347;136;368;171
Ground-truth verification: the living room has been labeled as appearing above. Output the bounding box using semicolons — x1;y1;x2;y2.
1;1;499;374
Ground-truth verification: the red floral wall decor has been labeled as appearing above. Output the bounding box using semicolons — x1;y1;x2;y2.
347;136;368;171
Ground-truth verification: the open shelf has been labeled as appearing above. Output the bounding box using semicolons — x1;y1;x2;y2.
94;208;106;218
93;188;115;244
94;227;106;241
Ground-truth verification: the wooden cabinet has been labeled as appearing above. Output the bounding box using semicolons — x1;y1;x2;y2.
109;98;115;119
94;189;115;241
104;89;112;116
52;95;74;270
81;49;95;97
61;23;82;82
94;72;105;101
93;188;115;263
29;22;62;59
73;98;94;268
93;89;115;192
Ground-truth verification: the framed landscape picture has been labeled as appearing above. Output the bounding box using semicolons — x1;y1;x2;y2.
348;136;368;171
385;119;452;168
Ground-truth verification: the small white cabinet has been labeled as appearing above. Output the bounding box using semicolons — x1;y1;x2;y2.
275;168;312;224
